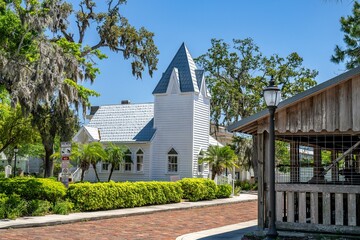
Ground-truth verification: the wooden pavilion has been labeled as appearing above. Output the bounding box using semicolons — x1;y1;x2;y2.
228;66;360;234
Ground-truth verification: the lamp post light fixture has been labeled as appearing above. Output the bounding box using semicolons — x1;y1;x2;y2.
263;77;281;239
13;146;19;177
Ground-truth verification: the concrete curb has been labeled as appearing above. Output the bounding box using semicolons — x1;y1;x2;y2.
0;194;257;229
176;220;258;240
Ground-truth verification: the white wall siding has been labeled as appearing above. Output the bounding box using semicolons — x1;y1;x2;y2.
152;93;194;180
193;92;210;177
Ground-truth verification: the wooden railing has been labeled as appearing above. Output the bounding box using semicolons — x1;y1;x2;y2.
275;184;360;234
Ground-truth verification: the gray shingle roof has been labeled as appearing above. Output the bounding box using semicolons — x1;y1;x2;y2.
87;103;155;142
195;69;204;90
153;43;200;94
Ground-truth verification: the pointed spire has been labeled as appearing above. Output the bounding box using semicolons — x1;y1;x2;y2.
153;43;200;94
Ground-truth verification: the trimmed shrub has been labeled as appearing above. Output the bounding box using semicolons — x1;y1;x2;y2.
52;200;74;215
216;184;232;198
67;181;183;211
179;178;217;202
27;200;52;216
0;177;66;202
3;194;28;219
0;193;8;219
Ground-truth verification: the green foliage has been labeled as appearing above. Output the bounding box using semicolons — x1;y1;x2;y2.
332;1;360;69
71;142;107;182
66;181;183;211
216;184;232;198
2;193;28;219
27;199;51;216
235;180;257;191
105;143;126;182
200;145;238;180
196;38;318;128
178;178;217;201
52;200;74;215
0;177;66;202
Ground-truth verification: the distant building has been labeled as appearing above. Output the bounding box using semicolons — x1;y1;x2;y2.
73;44;221;182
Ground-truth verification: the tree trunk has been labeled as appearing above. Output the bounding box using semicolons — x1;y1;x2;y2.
92;163;100;182
108;165;115;182
44;143;54;177
80;167;85;182
211;169;217;180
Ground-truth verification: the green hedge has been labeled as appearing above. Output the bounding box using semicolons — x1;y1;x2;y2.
67;181;183;211
178;178;217;201
0;177;66;202
216;184;232;198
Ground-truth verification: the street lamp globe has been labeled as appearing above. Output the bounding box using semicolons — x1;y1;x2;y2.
263;78;281;107
14;146;19;153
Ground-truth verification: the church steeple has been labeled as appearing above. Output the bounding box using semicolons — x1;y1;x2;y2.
153;43;203;94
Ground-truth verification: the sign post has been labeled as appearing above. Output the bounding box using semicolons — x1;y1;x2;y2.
60;142;71;187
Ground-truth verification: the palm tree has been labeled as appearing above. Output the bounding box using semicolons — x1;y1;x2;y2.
105;143;126;182
73;142;107;182
200;145;238;180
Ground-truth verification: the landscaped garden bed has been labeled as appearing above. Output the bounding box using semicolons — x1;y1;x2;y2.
0;177;232;219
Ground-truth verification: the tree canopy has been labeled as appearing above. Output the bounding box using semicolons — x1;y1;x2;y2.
332;1;360;69
196;38;318;128
0;0;159;177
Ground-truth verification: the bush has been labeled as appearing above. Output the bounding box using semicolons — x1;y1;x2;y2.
3;193;28;219
0;193;8;219
27;200;52;216
235;180;257;191
179;178;217;201
216;184;232;198
0;177;66;202
67;181;183;211
53;200;74;215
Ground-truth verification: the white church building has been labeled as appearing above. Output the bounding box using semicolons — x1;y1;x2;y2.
73;43;221;182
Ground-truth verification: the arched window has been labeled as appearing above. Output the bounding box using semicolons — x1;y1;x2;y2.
168;148;178;173
136;149;144;172
124;149;132;172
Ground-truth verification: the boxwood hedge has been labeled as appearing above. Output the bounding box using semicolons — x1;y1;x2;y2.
178;178;217;201
67;181;183;211
0;177;66;202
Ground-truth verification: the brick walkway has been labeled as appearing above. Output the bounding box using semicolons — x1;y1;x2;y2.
0;201;257;240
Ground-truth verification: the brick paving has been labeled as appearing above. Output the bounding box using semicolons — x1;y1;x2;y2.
0;200;257;240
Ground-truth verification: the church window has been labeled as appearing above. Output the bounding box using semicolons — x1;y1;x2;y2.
168;148;178;173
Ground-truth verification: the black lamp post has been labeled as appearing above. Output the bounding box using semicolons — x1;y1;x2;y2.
263;77;281;239
13;146;19;177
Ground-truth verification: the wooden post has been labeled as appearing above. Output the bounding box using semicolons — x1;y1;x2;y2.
287;192;295;223
335;193;344;225
310;192;319;224
290;141;300;183
257;133;265;229
323;192;331;225
348;193;357;226
298;192;307;223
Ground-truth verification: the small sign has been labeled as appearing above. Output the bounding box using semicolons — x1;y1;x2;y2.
61;142;72;157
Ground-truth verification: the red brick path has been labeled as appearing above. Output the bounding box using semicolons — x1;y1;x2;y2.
0;201;257;240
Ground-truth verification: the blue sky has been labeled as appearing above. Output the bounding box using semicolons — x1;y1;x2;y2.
83;0;353;109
